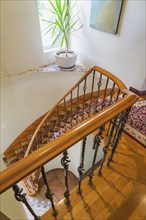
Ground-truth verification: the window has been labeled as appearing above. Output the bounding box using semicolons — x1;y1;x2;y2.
37;0;60;52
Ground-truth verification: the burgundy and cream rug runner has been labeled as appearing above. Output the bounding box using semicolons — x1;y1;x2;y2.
124;99;146;147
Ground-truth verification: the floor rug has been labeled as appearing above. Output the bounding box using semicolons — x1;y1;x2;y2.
124;99;146;147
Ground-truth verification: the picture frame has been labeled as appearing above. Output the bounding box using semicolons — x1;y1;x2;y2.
90;0;123;34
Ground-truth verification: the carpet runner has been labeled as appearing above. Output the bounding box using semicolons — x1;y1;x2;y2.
124;99;146;147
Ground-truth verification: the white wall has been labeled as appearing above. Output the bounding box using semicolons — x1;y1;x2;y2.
1;70;85;152
71;0;146;90
0;0;47;78
0;158;28;220
0;70;84;219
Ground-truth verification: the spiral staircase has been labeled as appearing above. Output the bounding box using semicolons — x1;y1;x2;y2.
0;66;139;219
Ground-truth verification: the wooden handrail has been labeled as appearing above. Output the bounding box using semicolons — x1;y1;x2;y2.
25;66;128;157
0;91;138;194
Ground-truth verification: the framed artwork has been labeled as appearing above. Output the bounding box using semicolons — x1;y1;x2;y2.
90;0;123;34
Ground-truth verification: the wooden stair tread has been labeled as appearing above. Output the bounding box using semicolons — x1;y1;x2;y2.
3;89;116;162
2;88;123;197
41;134;146;220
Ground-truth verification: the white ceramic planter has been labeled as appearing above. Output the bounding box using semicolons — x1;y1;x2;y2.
55;50;77;69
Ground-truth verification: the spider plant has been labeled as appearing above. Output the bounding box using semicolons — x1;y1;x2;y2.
42;0;83;56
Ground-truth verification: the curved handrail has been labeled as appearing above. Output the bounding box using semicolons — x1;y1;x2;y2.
0;90;138;194
25;66;128;157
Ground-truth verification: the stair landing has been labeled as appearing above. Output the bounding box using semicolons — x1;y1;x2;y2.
41;133;146;220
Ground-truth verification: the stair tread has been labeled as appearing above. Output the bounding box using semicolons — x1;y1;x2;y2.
40;166;132;220
40;134;144;220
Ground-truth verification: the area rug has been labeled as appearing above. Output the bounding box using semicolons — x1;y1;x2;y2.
124;99;146;147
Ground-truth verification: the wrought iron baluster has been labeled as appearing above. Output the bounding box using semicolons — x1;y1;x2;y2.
45;121;51;142
76;85;80;123
88;70;95;117
34;136;39;150
63;97;67;132
106;121;112;137
107;108;131;166
41;166;58;216
61;150;71;205
39;127;43;145
12;184;39;220
94;73;102;114
77;137;87;194
35;131;42;149
70;92;73;127
116;88;121;101
57;105;61;134
41;124;48;144
82;77;87;120
106;88;121;136
108;82;115;106
88;126;104;186
122;93;125;98
101;77;109;110
50;113;55;139
98;116;118;175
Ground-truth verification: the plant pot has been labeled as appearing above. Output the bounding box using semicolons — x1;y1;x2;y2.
55;50;77;70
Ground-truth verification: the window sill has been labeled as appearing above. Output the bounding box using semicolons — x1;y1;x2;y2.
34;63;87;73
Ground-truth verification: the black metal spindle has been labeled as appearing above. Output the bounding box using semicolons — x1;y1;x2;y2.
34;136;39;150
107;108;131;166
70;92;73;127
41;125;46;145
88;70;95;117
41;166;58;216
57;105;61;134
82;77;87;120
101;77;109;110
108;82;115;106
77;137;87;194
50;113;55;139
76;85;80;123
106;121;112;137
106;87;121;136
94;73;102;114
63;97;67;132
98;116;118;175
116;88;121;101
88;126;104;186
45;121;51;142
12;184;40;220
61;150;71;205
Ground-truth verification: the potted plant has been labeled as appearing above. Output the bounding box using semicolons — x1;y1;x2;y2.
42;0;83;70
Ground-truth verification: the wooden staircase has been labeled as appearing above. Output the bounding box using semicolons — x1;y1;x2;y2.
0;66;140;220
2;89;115;196
41;133;146;220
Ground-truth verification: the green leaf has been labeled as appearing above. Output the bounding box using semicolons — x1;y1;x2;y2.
52;32;61;47
66;19;78;34
55;0;62;16
41;19;56;25
43;26;54;35
56;19;64;32
41;0;83;49
48;0;58;14
60;35;65;48
52;25;57;37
